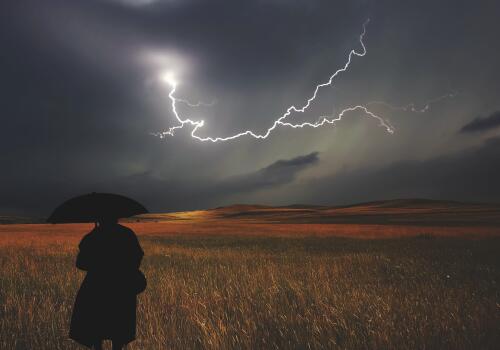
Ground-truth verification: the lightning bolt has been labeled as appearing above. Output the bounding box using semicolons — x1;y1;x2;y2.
155;19;395;142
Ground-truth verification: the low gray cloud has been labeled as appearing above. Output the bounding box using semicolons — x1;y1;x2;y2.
223;152;319;194
0;152;319;217
460;111;500;133
100;152;320;213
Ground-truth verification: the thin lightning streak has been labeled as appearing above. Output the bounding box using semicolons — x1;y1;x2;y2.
176;98;217;108
367;92;457;113
155;19;395;142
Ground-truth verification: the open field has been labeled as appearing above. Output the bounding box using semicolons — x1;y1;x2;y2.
1;201;500;349
1;223;499;349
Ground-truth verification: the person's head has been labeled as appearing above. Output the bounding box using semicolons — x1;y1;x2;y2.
97;217;118;226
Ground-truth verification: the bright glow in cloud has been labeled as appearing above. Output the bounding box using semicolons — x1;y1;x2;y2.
138;49;191;76
159;71;177;86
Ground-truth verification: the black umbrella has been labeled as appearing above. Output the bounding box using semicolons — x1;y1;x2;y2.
47;192;148;223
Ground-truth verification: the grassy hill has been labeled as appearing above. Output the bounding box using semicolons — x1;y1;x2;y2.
133;199;500;226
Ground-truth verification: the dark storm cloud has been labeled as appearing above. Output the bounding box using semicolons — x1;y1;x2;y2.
460;111;500;133
1;0;500;216
300;137;500;205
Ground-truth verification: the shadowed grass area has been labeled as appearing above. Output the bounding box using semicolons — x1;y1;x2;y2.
1;233;499;349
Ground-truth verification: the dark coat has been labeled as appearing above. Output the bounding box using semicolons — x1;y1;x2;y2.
69;223;145;348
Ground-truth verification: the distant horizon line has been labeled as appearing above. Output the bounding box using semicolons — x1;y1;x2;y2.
4;197;499;224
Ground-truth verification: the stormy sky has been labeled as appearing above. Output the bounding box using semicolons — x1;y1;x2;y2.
1;0;500;216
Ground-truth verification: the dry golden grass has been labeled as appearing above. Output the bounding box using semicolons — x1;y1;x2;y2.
0;223;499;349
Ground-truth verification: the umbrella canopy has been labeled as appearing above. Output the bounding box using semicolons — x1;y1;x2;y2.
47;192;148;223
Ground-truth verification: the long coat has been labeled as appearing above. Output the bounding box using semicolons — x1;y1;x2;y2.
69;223;145;348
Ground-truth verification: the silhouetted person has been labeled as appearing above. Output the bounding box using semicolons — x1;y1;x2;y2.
69;217;146;350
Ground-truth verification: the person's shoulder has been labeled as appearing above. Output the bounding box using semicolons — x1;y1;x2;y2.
79;228;98;247
116;223;137;236
116;224;141;248
82;227;98;238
